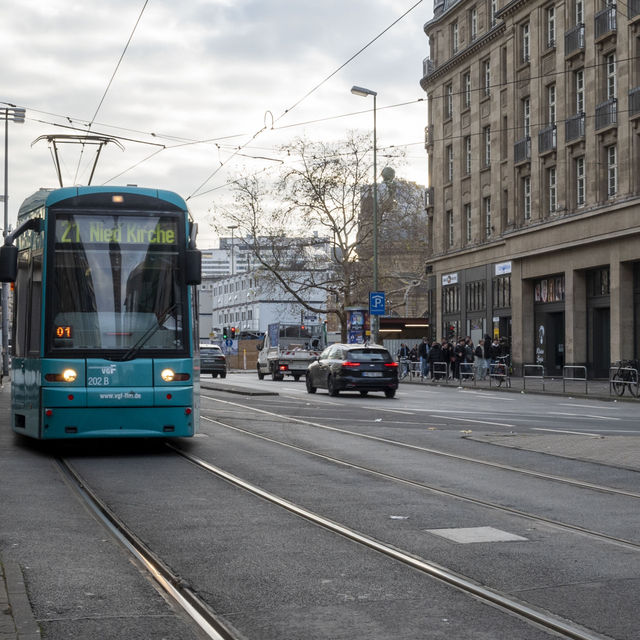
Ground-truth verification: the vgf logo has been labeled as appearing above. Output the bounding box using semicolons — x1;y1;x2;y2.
369;291;385;315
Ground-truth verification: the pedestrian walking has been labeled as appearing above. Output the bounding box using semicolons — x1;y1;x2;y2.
418;337;430;379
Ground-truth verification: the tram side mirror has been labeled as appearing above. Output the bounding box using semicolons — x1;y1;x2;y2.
185;249;202;285
0;245;18;283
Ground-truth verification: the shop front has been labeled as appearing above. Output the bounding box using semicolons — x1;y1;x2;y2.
533;274;565;376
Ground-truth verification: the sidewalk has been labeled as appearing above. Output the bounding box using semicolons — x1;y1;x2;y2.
0;552;40;640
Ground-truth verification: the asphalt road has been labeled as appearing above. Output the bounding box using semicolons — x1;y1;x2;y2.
2;376;639;639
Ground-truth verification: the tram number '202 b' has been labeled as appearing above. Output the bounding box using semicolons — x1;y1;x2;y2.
88;377;110;386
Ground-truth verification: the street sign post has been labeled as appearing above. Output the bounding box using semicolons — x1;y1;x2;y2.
369;291;385;315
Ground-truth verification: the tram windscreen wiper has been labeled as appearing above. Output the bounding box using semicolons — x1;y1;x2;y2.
119;303;178;361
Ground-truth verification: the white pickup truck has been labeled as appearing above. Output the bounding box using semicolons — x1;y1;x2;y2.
257;322;325;381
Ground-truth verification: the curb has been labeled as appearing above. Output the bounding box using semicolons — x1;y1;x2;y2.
1;552;40;640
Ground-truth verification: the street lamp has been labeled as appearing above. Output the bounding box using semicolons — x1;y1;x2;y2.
1;103;25;377
351;85;379;343
227;224;238;275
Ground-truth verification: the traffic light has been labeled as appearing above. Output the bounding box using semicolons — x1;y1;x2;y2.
222;327;228;340
230;327;236;339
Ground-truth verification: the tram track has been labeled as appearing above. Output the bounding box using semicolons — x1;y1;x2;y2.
200;393;640;500
197;415;640;552
55;457;241;640
168;443;612;640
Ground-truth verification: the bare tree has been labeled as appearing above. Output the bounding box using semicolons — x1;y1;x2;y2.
213;132;426;339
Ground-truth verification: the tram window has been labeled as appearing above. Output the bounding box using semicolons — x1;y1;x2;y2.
27;254;42;355
13;254;29;358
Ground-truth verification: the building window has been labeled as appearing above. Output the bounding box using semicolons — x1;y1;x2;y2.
576;156;585;206
445;83;453;118
464;136;472;174
575;0;584;24
483;196;492;238
490;0;498;27
483;125;491;167
493;275;511;308
548;84;556;125
575;69;584;113
523;176;531;220
443;284;460;313
452;21;459;54
546;5;556;48
464;203;472;243
483;59;491;97
469;7;478;41
547;166;557;213
607;145;617;197
606;52;617;100
466;281;486;312
521;22;530;63
523;97;531;137
446;145;454;182
447;210;454;247
463;71;471;108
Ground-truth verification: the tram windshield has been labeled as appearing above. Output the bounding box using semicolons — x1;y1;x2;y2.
48;213;186;356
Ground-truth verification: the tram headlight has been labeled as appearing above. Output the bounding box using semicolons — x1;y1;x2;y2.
45;368;78;383
161;368;175;382
63;369;77;382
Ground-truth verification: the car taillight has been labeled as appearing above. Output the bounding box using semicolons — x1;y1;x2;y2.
384;362;398;368
342;361;360;368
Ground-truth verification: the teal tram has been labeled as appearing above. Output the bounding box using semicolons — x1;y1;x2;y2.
0;186;202;439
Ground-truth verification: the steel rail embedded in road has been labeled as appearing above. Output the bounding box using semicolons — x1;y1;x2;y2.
200;393;640;500
197;415;640;553
169;444;611;640
55;458;240;640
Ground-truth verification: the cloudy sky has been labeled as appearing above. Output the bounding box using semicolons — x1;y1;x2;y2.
2;0;433;246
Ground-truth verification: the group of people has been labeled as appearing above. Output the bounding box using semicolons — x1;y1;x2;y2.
397;335;509;381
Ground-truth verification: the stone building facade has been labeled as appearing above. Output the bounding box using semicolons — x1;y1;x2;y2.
420;0;640;376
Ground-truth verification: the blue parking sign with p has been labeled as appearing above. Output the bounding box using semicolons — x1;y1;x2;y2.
369;291;385;315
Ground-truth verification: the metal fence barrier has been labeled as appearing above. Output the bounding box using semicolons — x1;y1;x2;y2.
523;364;545;391
563;365;587;394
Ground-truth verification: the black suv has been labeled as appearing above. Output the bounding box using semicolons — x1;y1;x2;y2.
199;344;227;378
306;343;398;398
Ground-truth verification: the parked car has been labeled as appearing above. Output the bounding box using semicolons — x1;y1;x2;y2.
305;343;398;398
199;344;227;378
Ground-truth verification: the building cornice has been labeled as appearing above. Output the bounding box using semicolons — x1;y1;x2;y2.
495;0;530;20
420;23;506;91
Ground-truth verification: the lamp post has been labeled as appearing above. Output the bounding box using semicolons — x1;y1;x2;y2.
351;85;379;343
1;103;25;377
227;224;238;276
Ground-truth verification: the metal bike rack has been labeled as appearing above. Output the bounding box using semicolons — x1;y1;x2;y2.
609;364;640;397
523;364;545;391
431;361;449;383
488;361;511;388
459;362;476;386
563;365;587;394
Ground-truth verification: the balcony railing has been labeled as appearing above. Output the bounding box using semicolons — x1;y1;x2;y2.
631;0;640;18
514;137;531;164
595;98;617;130
424;187;434;209
424;124;434;149
423;57;434;78
595;6;617;39
564;23;585;56
630;87;640;118
538;125;557;154
565;112;585;142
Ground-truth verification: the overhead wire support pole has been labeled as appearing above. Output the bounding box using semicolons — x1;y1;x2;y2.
1;103;26;377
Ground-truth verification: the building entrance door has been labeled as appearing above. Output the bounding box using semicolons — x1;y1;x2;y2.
590;306;610;378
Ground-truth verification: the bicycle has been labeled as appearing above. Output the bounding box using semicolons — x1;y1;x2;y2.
489;354;511;387
610;359;640;397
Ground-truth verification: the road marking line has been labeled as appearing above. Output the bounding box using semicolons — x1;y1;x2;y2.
533;428;601;437
439;415;515;427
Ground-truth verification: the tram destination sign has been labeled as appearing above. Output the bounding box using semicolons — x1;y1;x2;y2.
56;216;178;246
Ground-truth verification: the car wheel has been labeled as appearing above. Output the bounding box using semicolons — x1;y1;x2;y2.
327;376;339;396
293;375;301;381
257;366;265;380
306;376;316;394
212;373;218;378
220;372;226;379
384;388;396;398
